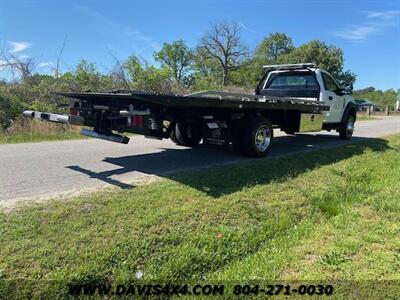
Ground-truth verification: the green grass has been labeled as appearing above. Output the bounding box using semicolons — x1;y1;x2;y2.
357;115;381;121
0;118;85;144
0;131;85;144
1;135;400;298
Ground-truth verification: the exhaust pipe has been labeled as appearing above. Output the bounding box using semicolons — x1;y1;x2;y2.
22;110;84;125
80;129;130;144
23;110;69;123
23;109;128;144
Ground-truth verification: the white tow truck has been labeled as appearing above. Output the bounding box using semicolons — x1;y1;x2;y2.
23;63;357;157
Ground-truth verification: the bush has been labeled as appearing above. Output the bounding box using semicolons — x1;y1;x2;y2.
0;117;82;144
0;94;24;130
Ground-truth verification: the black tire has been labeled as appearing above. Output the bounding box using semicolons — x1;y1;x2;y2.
174;121;202;147
169;126;179;144
241;116;274;157
339;114;356;140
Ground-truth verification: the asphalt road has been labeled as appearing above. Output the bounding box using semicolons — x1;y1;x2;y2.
1;116;399;207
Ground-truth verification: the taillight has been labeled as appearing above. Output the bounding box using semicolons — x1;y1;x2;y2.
130;115;143;128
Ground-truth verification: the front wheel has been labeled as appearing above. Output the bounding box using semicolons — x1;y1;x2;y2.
241;117;274;157
339;114;356;140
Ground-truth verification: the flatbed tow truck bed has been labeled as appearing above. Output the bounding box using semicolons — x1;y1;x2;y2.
58;90;328;113
23;90;328;157
25;63;355;157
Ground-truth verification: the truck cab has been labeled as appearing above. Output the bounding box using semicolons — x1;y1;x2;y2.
255;63;357;139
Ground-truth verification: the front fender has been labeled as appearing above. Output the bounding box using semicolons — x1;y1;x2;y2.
341;102;357;123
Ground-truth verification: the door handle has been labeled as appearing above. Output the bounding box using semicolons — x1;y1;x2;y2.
328;96;333;100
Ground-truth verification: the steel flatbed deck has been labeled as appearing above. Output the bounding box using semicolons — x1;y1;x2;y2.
57;90;329;114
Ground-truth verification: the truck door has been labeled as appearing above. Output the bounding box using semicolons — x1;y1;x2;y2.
321;72;344;123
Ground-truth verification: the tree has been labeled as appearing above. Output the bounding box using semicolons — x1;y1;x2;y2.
255;32;294;65
124;55;143;83
124;55;172;92
278;40;356;86
74;60;101;90
154;40;193;86
0;50;36;84
354;87;375;94
230;32;295;88
353;88;397;108
198;20;247;85
53;35;67;79
107;50;130;90
0;93;23;130
133;66;172;92
191;47;222;90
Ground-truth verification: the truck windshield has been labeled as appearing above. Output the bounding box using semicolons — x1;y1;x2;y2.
265;73;318;90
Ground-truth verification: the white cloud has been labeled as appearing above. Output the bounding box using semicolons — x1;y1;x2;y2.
39;61;53;68
122;30;161;51
365;10;400;20
8;41;31;53
334;25;378;41
334;10;400;41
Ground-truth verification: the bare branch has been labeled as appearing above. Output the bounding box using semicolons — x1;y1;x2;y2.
0;49;36;84
54;35;67;79
199;20;247;85
107;49;131;90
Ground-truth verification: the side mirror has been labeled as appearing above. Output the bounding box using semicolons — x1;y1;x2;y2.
344;84;353;95
333;87;343;95
341;83;353;95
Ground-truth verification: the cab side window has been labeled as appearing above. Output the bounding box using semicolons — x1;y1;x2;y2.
322;72;339;92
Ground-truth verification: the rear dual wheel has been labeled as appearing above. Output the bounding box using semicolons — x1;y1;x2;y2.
170;121;202;147
233;116;274;157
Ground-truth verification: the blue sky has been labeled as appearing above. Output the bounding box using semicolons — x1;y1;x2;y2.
0;0;399;90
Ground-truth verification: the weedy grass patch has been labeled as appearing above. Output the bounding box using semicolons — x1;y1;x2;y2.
0;134;399;299
0;118;84;144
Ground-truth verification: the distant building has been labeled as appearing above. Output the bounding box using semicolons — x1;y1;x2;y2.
354;99;376;112
396;92;400;111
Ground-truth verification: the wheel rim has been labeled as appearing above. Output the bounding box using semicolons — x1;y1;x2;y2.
254;125;271;152
346;116;355;136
